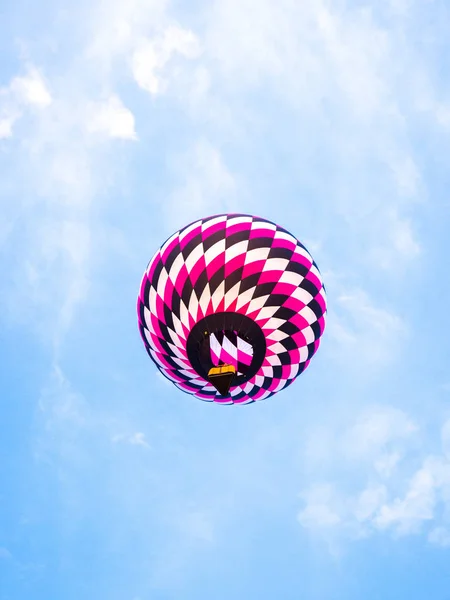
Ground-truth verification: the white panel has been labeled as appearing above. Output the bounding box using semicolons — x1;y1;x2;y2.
167;340;186;360
222;335;237;361
279;270;304;287
251;220;277;231
235;289;255;311
256;306;281;321
267;342;288;355
261;257;290;272
211;280;225;312
246;294;271;314
266;354;282;365
289;364;300;379
223;280;241;310
299;346;309;363
143;306;155;334
172;314;186;341
262;317;287;331
210;334;221;361
188;290;200;323
225;239;250;263
266;329;289;342
199;283;211;315
237;337;253;354
204;239;226;266
299;305;317;325
156;265;169;300
226;215;253;226
302;325;315;344
254;374;265;387
261;366;274;377
179;300;191;330
184;242;204;272
149;287;158;316
273;230;297;245
168;252;185;285
244;247;271;265
291;286;313;305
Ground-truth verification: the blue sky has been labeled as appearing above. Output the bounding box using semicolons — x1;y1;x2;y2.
1;0;450;598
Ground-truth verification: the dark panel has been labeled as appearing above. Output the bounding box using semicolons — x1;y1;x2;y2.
280;337;298;351
224;265;244;294
286;261;309;278
310;320;322;340
308;298;324;319
252;281;277;299
264;294;290;307
202;228;226;252
248;236;274;252
164;243;181;273
279;321;301;336
268;246;294;261
239;272;261;295
272;306;298;321
225;229;251;249
181;233;203;261
299;277;320;297
150;259;164;289
209;264;226;296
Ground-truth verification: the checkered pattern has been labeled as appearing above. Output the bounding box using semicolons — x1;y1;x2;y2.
137;214;327;404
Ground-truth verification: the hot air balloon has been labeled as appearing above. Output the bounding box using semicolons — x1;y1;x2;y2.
137;214;326;404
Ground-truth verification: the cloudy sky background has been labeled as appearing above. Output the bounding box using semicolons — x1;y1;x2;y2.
1;0;450;598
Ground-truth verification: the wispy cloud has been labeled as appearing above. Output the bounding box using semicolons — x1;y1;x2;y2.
111;432;150;448
86;95;137;140
132;25;201;95
298;410;450;546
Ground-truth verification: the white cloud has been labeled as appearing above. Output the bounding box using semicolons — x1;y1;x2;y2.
86;95;137;140
442;419;450;460
0;66;51;139
429;527;450;547
85;0;169;67
112;432;150;448
298;484;341;528
0;112;17;139
375;465;436;534
298;414;450;546
166;138;237;230
327;290;406;370
391;215;421;258
354;484;387;522
38;364;88;430
342;405;416;462
10;67;52;108
374;451;403;478
132;26;201;95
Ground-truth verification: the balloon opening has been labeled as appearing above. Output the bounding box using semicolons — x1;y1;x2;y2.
186;312;267;395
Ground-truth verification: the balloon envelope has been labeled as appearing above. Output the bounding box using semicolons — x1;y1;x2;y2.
137;214;326;404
